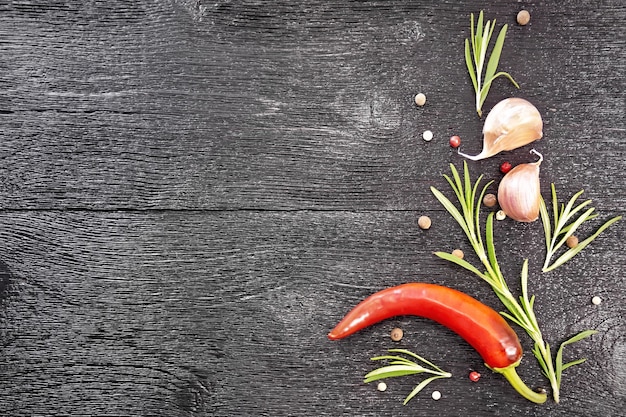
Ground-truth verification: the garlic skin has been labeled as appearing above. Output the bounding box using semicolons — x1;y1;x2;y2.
498;150;543;222
459;98;543;161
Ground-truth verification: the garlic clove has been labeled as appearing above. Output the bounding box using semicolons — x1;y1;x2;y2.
497;150;543;222
458;98;543;161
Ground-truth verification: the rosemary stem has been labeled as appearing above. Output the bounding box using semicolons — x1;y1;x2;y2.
491;278;535;331
541;253;552;271
532;336;560;402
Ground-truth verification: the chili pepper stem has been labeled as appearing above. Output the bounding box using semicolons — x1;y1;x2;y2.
493;365;547;404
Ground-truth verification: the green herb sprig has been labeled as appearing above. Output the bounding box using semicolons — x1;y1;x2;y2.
364;349;451;405
540;183;621;272
431;162;597;403
465;11;519;117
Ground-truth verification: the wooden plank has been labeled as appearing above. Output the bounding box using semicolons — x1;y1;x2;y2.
0;1;624;210
0;211;623;416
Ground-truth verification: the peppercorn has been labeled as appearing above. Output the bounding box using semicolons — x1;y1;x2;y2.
449;135;461;148
566;235;579;248
390;327;404;342
469;371;481;382
483;193;497;208
517;10;531;26
592;296;602;305
452;249;464;259
423;130;433;142
418;215;432;230
496;210;507;221
431;390;441;400
415;93;426;106
377;382;387;392
500;161;513;174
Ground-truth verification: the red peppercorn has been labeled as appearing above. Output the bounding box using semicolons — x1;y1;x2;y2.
449;135;461;148
469;371;481;382
500;161;512;174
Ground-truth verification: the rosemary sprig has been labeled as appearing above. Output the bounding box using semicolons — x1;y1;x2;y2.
465;11;519;117
364;349;451;405
540;183;621;272
431;162;597;403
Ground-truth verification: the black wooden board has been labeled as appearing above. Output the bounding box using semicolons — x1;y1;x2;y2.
1;1;624;416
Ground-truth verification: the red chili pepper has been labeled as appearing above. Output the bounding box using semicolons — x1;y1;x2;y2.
328;283;547;404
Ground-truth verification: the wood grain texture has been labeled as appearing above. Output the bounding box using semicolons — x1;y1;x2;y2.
1;0;624;210
0;210;623;416
0;0;624;416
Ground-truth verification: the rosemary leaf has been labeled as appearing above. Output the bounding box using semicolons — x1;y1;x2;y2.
478;20;491;74
434;251;487;279
430;187;472;238
493;291;523;322
561;198;593;227
561;329;598;345
475;11;484;54
480;24;510;107
470;12;477;61
500;311;527;330
560;213;598;235
561;358;587;372
519;260;540;329
485;213;501;278
540;197;552;255
449;164;468;215
552;207;596;252
465;39;478;91
551;184;559;228
363;365;424;383
403;376;446;405
474;180;493;251
389;349;445;373
555;330;597;387
463;160;472;210
519;260;531;313
532;343;550;379
562;189;586;214
480;71;520;108
443;174;464;208
370;355;415;365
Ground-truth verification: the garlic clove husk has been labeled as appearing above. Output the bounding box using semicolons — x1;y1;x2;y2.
497;150;543;222
459;98;543;161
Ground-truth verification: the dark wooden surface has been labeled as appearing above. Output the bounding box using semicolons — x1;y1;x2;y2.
1;1;624;416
